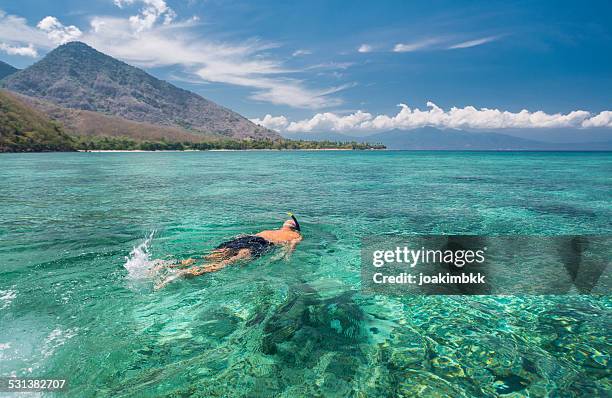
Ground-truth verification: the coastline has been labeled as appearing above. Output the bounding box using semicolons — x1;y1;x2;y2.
71;148;611;153
77;148;362;152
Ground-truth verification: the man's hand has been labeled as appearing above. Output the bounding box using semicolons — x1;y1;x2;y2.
284;237;302;259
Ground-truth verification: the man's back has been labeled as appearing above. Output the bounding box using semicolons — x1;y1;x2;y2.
256;228;301;244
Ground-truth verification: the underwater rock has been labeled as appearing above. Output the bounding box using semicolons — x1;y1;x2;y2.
493;374;529;394
261;286;366;356
319;371;353;397
565;377;612;398
430;355;466;378
458;335;520;374
261;284;319;355
193;308;242;342
258;285;373;394
386;329;428;370
394;369;470;398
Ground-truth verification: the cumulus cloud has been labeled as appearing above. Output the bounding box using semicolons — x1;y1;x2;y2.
250;114;289;131
113;0;176;32
0;10;81;55
357;44;372;53
0;10;52;56
0;42;38;57
393;38;441;52
448;36;499;49
37;16;82;44
251;102;612;133
582;111;612;128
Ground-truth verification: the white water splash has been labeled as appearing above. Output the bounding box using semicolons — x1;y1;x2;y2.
124;231;159;280
41;327;78;359
0;288;17;310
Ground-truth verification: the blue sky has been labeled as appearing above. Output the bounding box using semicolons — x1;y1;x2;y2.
0;0;611;138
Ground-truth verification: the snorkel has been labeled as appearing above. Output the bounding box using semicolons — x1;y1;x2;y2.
287;212;301;232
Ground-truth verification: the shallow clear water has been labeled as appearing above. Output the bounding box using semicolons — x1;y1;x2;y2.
0;151;610;397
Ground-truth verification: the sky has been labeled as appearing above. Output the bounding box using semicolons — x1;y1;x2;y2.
0;0;611;140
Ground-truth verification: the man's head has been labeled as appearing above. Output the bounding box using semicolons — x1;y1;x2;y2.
284;212;301;232
282;219;298;231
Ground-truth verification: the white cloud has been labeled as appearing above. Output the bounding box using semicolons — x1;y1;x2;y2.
393;38;440;52
389;35;501;53
582;111;612;128
0;42;37;57
251;82;350;108
448;36;499;49
250;114;289;130
128;0;176;32
0;10;81;56
82;1;345;108
306;62;353;71
83;13;346;108
0;10;52;57
0;6;345;108
292;49;311;57
357;44;372;53
37;16;82;44
252;102;612;133
113;0;176;30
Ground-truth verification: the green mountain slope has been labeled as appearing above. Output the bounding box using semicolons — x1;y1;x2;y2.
0;60;18;80
0;90;74;152
1;42;277;140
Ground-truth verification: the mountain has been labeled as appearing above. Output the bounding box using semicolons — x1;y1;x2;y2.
368;128;612;150
489;127;612;144
281;131;364;142
283;127;612;150
0;60;18;80
0;90;74;152
1;42;278;140
12;91;209;143
368;127;549;150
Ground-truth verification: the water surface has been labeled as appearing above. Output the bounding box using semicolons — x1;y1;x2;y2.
0;151;610;397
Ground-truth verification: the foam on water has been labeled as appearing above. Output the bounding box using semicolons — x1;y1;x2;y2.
0;289;17;310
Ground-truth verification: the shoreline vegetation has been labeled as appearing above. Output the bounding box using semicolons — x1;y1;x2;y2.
72;136;385;151
0;135;385;153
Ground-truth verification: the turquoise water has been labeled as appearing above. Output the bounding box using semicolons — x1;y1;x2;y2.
0;151;610;397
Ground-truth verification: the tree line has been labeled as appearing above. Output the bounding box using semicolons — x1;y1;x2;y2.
73;136;385;151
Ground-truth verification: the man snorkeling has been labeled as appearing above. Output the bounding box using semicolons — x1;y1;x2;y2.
155;213;302;289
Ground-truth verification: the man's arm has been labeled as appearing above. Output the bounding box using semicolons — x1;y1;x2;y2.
284;236;302;259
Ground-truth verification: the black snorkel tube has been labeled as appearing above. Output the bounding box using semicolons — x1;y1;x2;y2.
287;212;301;232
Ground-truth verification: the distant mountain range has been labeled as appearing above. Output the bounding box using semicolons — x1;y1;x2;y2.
1;41;278;140
283;127;612;150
